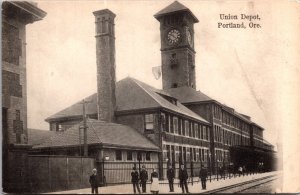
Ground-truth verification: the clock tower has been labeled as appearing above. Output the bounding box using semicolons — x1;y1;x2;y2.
154;1;199;90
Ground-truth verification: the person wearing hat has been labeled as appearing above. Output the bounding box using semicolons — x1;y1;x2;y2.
199;165;208;190
89;168;99;194
179;164;189;193
140;165;148;193
167;165;175;192
131;166;141;194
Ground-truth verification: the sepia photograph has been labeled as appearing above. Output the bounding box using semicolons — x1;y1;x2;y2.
1;0;299;194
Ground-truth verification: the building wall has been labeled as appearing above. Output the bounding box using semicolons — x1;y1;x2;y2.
116;112;161;146
186;103;212;122
2;14;27;144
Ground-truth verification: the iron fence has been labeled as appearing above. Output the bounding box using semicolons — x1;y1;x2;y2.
96;161;264;185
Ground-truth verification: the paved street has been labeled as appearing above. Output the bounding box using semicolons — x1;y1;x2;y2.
48;171;280;194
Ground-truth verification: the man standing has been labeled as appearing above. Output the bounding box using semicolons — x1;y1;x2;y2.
131;167;141;194
140;165;148;193
89;168;99;194
199;165;208;190
179;164;189;193
167;165;175;192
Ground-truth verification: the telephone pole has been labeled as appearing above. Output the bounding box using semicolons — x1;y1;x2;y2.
80;99;92;157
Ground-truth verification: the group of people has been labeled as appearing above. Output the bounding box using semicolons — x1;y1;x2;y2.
131;166;159;194
89;164;209;194
131;164;208;194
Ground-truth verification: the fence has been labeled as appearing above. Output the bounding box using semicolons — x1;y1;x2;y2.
96;161;160;184
96;161;264;185
28;155;95;193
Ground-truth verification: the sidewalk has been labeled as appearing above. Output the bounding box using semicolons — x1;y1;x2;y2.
48;171;280;194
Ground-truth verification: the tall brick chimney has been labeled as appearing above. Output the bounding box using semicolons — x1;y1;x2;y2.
93;9;116;122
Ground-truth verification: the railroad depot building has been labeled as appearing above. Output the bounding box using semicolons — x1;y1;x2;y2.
29;1;275;181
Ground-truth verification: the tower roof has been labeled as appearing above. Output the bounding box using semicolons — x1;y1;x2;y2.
154;1;199;22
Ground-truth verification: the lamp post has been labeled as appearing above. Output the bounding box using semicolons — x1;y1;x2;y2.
217;160;219;181
165;157;168;180
102;156;109;186
209;152;212;182
191;160;194;186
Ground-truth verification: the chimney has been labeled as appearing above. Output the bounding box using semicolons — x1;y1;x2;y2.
93;9;116;122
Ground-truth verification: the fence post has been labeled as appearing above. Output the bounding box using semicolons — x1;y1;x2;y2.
66;157;69;190
48;156;52;192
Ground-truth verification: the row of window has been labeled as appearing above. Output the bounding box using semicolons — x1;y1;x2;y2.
253;127;263;137
212;104;251;134
253;139;264;148
222;112;250;134
214;125;250;146
163;144;209;163
160;113;210;141
115;150;151;161
215;149;229;162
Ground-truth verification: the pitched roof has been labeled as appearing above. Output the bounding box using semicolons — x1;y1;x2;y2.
164;86;213;103
33;119;160;151
45;93;98;121
28;129;56;146
46;77;209;124
165;87;263;126
154;1;199;22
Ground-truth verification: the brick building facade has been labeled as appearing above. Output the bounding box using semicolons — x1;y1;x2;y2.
2;2;46;192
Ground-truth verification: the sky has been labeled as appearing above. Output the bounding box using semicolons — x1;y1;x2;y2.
25;0;299;153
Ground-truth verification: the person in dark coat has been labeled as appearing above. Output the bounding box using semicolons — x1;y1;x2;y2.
89;168;99;194
167;165;175;192
131;167;141;194
178;164;189;193
199;165;208;190
140;165;148;193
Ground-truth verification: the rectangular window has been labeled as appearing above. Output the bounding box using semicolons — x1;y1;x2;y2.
199;149;202;162
182;120;185;136
146;152;151;161
173;117;178;134
193;148;196;161
185;121;189;136
127;151;133;161
203;126;207;140
116;150;122;161
178;118;182;135
145;114;154;130
168;115;172;132
189;122;193;137
200;125;203;139
195;124;198;138
161;113;166;131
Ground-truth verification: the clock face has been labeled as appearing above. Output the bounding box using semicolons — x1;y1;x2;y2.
187;30;192;46
167;29;181;45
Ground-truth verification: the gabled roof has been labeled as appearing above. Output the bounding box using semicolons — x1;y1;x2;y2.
28;129;56;146
164;86;213;103
154;1;199;23
164;86;263;126
33;119;160;151
46;77;209;124
45;93;98;121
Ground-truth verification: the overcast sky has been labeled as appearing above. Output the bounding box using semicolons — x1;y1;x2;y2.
25;0;299;151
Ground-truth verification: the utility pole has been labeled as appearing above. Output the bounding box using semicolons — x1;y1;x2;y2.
80;99;92;157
